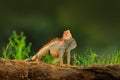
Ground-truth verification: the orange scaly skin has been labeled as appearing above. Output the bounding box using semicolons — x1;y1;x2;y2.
25;30;77;66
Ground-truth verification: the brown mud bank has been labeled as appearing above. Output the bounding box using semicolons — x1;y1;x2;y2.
0;58;120;80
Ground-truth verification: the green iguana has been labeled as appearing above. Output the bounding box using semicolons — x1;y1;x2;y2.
25;30;77;66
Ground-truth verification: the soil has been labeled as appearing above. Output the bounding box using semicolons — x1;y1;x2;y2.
0;58;120;80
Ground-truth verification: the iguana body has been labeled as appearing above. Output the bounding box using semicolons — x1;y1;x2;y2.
25;30;77;66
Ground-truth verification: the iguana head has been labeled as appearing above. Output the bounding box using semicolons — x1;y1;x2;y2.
62;30;73;40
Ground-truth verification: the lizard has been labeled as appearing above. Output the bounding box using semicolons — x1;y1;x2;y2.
25;30;77;66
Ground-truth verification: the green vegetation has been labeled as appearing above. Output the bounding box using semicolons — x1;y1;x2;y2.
39;49;120;66
72;49;120;66
2;31;120;66
42;54;59;64
2;31;32;60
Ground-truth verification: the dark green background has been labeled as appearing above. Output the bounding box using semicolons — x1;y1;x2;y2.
0;0;120;54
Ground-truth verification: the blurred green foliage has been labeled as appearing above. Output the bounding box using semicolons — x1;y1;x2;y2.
42;54;59;64
72;49;120;66
2;31;32;60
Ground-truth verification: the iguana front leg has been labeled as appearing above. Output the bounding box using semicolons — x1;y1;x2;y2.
59;51;64;66
66;51;70;65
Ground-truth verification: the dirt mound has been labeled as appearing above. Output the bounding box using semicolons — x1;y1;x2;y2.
0;58;120;80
